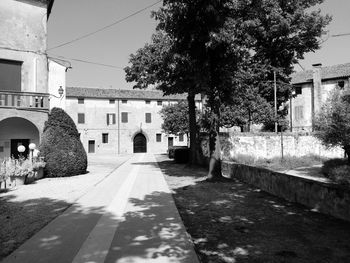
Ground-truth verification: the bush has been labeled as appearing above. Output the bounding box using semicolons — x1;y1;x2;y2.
168;146;188;159
322;158;350;185
174;148;189;163
40;108;87;177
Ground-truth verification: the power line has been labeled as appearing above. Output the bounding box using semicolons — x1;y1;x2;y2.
50;54;124;69
48;1;162;51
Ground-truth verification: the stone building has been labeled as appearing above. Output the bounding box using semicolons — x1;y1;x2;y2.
289;63;350;131
66;87;202;154
0;0;67;159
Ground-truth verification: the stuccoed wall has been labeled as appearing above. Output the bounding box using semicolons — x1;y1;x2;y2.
201;133;344;161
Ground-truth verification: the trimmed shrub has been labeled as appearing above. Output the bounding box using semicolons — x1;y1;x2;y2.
174;148;189;163
40;108;87;177
168;146;188;159
322;158;350;185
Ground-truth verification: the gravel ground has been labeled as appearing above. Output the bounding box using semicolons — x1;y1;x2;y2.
156;154;350;263
0;154;131;260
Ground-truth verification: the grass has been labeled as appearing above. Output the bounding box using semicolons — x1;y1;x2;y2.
230;154;325;171
156;154;350;263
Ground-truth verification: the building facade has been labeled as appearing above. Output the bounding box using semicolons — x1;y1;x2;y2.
66;87;202;155
0;0;57;159
289;63;350;131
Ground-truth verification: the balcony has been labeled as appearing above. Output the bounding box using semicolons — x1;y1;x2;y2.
0;91;49;111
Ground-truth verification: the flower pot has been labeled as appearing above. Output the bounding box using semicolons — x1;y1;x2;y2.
34;167;44;180
11;175;27;186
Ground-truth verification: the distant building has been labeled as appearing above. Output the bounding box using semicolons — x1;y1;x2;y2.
66;87;202;154
289;63;350;131
0;0;62;159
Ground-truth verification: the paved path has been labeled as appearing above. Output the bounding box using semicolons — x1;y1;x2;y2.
2;154;199;263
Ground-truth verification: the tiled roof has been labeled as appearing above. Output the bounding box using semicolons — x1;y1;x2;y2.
291;63;350;84
66;87;195;101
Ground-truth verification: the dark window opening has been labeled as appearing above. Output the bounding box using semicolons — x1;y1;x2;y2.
0;59;22;92
122;100;127;104
78;113;85;124
295;86;302;95
121;112;128;123
109;99;115;104
78;98;84;104
157;101;162;106
145;113;151;123
88;140;95;153
179;134;184;142
156;133;162;142
102;133;109;143
145;100;151;104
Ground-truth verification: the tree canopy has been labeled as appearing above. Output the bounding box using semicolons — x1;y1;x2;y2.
315;89;350;163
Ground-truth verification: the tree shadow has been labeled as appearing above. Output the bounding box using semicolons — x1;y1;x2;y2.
154;154;350;263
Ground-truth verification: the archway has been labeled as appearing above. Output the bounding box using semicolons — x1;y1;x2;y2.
0;117;40;159
133;133;147;153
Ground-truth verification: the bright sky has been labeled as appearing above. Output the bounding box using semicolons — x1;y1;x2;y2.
47;0;350;89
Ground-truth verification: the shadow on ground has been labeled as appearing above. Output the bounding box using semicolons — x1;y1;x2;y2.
153;154;350;263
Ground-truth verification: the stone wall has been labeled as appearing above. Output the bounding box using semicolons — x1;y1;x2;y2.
200;133;344;161
223;161;350;222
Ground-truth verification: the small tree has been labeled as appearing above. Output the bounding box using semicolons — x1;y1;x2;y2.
160;101;189;138
315;89;350;163
40;108;87;177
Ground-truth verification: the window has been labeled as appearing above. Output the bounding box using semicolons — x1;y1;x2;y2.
88;140;95;153
102;133;109;143
156;133;162;142
121;112;128;123
106;113;116;125
0;59;22;92
157;100;162;106
78;98;84;104
295;86;302;95
0;146;3;152
145;100;151;104
338;81;345;89
122;100;128;104
179;134;184;142
295;106;304;121
109;99;115;104
78;113;85;124
145;113;151;123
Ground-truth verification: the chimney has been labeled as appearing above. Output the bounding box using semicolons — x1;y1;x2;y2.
311;63;322;130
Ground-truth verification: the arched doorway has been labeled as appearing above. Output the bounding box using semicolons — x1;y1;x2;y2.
133;133;147;153
0;117;40;159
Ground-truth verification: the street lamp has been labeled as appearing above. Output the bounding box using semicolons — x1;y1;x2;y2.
17;145;26;160
29;143;36;162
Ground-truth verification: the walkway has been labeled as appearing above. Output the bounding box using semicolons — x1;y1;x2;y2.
2;154;199;263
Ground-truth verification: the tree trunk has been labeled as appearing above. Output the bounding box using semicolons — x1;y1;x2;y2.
345;146;350;164
188;91;198;165
207;98;223;181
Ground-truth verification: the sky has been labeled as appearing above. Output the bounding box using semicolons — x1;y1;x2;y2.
47;0;350;90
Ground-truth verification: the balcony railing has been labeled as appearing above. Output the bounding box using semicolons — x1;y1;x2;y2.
0;91;50;111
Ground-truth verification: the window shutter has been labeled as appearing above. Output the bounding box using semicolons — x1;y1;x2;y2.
113;114;116;124
106;114;109;125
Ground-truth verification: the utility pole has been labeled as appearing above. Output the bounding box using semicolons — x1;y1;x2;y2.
274;71;278;133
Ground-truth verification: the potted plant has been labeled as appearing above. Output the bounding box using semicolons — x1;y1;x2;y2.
32;158;46;180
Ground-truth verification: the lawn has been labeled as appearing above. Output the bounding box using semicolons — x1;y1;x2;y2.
156;154;350;263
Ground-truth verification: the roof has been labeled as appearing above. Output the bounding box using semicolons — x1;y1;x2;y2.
15;0;54;18
49;57;71;69
66;87;200;101
291;63;350;84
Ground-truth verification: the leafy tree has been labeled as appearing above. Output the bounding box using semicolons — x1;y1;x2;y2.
315;90;350;163
160;101;189;137
39;108;87;177
125;0;330;180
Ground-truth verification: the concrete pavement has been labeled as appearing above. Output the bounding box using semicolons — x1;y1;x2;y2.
2;154;199;263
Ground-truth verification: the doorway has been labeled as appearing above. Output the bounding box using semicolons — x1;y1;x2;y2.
133;133;147;153
168;137;174;147
11;139;29;159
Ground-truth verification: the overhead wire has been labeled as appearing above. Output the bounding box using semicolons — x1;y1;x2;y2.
48;0;162;51
49;54;124;69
